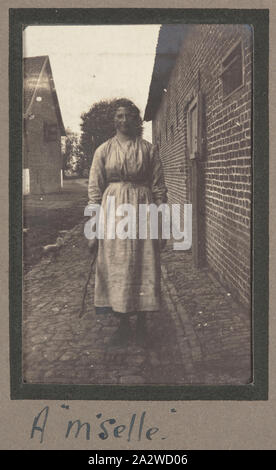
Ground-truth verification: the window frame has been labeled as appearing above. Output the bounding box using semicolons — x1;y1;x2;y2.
187;95;199;160
221;39;245;101
186;91;205;160
43;121;58;142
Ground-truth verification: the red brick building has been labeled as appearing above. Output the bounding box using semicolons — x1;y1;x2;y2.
145;24;252;306
23;56;66;194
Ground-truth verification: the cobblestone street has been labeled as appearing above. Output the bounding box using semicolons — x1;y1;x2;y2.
23;223;252;386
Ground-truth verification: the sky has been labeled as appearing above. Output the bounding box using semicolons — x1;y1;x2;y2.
23;25;160;141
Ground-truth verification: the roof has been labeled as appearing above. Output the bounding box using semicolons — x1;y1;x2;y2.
144;24;189;121
24;55;66;136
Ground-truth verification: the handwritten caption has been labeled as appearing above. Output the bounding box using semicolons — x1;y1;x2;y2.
30;405;178;444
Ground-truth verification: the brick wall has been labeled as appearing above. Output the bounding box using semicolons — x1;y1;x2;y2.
152;24;252;306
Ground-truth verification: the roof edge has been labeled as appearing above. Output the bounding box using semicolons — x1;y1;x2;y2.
24;56;66;136
144;24;188;122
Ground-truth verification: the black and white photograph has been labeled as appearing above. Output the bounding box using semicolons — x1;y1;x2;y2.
21;22;253;388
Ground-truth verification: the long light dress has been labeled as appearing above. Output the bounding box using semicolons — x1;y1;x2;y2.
87;135;167;314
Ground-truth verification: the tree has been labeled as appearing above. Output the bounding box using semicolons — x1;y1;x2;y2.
62;128;83;177
80;99;116;169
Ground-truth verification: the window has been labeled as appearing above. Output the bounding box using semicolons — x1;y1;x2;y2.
44;122;58;142
186;92;205;160
221;41;243;98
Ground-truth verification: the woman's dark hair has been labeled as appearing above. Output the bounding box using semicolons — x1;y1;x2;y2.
110;98;143;137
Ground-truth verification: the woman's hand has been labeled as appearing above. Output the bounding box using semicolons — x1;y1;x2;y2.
87;238;98;252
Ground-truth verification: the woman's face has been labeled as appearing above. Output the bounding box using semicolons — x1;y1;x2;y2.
114;106;135;135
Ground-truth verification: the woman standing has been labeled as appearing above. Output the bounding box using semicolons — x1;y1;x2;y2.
87;98;167;346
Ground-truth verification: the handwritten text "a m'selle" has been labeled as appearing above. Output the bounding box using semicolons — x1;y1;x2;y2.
30;405;177;443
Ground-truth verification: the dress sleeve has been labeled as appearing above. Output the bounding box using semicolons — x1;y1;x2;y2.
88;144;107;205
150;144;168;205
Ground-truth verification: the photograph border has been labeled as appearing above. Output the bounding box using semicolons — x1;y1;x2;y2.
10;7;269;400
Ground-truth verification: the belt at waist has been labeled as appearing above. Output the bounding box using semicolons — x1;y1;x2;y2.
107;180;150;188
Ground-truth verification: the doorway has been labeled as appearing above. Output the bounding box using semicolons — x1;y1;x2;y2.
186;94;206;268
